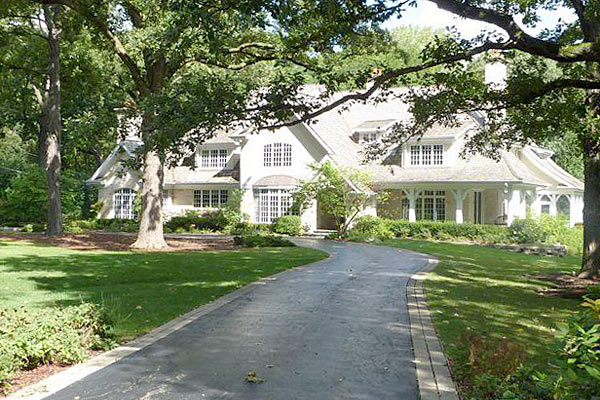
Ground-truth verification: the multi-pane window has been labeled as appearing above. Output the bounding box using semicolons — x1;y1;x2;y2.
433;145;443;165
264;143;292;167
401;198;410;220
254;189;296;223
410;145;443;166
114;188;136;220
410;146;420;165
415;190;445;221
200;149;228;168
360;132;377;144
193;189;229;208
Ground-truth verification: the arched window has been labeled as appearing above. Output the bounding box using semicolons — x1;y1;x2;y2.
557;195;570;220
114;188;137;220
264;143;292;167
540;195;551;214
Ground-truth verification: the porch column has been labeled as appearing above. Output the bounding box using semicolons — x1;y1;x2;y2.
408;189;417;222
569;194;584;226
549;194;558;216
504;187;522;226
452;189;465;224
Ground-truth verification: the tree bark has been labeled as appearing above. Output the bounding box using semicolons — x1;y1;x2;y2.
43;5;63;236
131;146;168;249
579;68;600;278
580;150;600;278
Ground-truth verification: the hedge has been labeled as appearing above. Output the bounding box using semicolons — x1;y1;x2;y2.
0;304;114;390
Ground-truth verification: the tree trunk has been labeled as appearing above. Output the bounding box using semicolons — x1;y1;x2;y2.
44;5;63;236
131;148;168;249
580;151;600;278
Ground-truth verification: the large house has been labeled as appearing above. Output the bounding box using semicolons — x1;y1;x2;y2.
88;86;584;230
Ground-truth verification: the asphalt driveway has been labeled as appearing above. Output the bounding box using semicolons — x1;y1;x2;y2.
46;239;430;400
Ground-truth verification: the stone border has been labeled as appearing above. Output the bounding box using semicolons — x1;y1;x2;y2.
407;258;460;400
7;250;334;400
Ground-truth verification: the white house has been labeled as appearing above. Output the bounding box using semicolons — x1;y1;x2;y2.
88;87;584;230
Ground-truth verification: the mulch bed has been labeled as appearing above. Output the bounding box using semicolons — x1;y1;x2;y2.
0;232;237;252
528;273;598;298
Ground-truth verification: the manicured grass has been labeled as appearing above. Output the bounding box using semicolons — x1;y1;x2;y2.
379;239;581;372
0;240;328;340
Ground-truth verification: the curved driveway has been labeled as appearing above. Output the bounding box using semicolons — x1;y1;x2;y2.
47;239;430;400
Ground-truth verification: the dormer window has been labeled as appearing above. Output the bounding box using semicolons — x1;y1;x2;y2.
359;132;378;144
200;149;228;168
264;143;292;167
354;119;395;145
410;144;443;166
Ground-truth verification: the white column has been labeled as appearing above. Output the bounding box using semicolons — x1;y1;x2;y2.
549;194;558;216
505;188;522;226
569;194;584;226
452;189;465;224
408;189;417;222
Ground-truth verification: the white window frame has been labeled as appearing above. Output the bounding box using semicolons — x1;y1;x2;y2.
359;131;377;144
540;195;551;214
193;189;229;208
409;144;444;166
114;188;136;220
254;188;297;223
415;190;446;221
264;143;292;167
199;148;228;169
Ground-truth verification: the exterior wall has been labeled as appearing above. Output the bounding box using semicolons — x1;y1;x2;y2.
96;153;141;219
482;189;500;224
238;124;329;230
377;190;404;219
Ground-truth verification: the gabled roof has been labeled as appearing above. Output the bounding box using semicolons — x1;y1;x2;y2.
87;139;141;183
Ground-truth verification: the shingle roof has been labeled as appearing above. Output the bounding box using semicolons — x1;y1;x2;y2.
254;175;299;187
368;151;547;186
354;119;396;130
164;164;239;185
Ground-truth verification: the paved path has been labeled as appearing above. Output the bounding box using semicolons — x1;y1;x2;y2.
46;240;430;400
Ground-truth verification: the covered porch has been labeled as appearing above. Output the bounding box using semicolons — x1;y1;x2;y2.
376;184;538;225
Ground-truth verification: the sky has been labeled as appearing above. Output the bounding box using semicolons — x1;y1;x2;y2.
381;1;578;39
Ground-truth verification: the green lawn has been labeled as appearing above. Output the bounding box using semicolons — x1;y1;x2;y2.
379;239;581;379
0;240;328;340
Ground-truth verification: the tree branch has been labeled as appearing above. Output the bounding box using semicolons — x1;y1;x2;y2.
37;0;149;95
569;0;599;42
264;40;512;129
428;0;600;62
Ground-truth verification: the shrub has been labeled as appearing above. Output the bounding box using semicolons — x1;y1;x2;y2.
271;215;304;236
233;234;296;247
509;217;550;243
508;214;583;254
552;297;600;399
165;209;243;233
348;215;394;240
347;217;509;243
0;304;114;390
94;219;139;233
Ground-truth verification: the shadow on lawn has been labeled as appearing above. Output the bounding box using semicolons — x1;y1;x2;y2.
0;246;305;338
387;240;582;365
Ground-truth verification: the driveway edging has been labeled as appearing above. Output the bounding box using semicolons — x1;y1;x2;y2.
7;249;334;400
408;258;460;400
